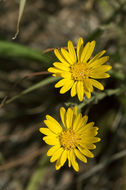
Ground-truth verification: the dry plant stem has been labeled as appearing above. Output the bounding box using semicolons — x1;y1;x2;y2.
0;125;37;143
12;0;27;39
43;46;76;53
77;87;126;112
27;71;50;78
0;71;50;108
77;109;125;190
0;96;7;108
78;149;126;182
0;147;46;171
104;108;123;157
94;109;125;186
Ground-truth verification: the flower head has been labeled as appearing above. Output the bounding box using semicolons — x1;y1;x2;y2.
48;37;112;101
39;106;101;171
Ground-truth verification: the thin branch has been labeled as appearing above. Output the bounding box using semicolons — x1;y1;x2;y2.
78;149;126;182
26;71;50;78
0;125;37;143
0;147;46;171
0;96;8;108
77;86;126;112
0;71;51;108
43;46;76;53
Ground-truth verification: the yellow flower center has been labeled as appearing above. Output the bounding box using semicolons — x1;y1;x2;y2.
60;129;78;150
71;63;89;80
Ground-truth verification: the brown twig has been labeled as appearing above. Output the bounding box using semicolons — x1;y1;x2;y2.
43;46;76;53
0;125;38;143
26;71;50;78
0;147;46;171
78;149;126;182
0;96;8;108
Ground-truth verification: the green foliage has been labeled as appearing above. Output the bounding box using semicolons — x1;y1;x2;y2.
0;1;126;189
5;76;60;104
0;41;50;65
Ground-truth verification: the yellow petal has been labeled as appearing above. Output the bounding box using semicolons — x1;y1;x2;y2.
84;40;96;62
39;128;56;136
43;136;59;145
68;150;71;167
73;113;82;130
53;62;70;71
61;48;73;64
78;146;94;158
82;115;88;125
50;147;64;162
81;136;100;144
83;126;99;136
60;149;68;166
60;107;66;127
46;115;63;131
85;90;91;99
48;67;62;74
61;71;72;79
89;50;106;64
74;149;87;163
83;79;93;92
80;42;90;63
60;80;74;94
91;65;112;73
70;150;79;172
68;40;77;63
56;159;62;170
47;144;60;156
90;79;104;90
82;149;94;158
89;56;109;68
54;49;70;65
71;81;77;97
66;107;73;129
86;144;96;150
44;116;62;134
55;79;67;88
73;106;77;117
77;37;84;61
89;72;110;79
89;137;101;143
77;81;84;101
76;115;88;132
83;122;95;130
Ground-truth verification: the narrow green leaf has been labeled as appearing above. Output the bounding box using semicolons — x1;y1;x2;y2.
0;41;50;64
26;154;49;190
5;77;60;104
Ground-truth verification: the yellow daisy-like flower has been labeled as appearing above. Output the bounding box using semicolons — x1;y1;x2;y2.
39;106;100;171
48;37;112;101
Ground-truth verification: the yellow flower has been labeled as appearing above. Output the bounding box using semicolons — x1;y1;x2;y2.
48;37;112;101
39;106;101;172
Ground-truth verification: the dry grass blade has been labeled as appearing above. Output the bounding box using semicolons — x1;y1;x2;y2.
12;0;26;39
0;148;45;171
78;149;126;182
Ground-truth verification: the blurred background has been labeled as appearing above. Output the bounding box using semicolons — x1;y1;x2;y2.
0;0;126;190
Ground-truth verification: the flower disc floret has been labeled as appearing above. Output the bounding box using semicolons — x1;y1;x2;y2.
48;37;112;101
39;106;101;172
71;63;89;80
60;129;78;149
